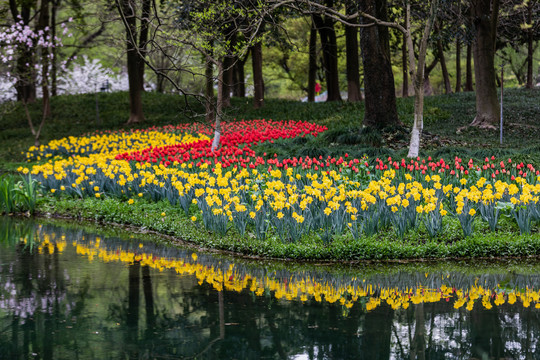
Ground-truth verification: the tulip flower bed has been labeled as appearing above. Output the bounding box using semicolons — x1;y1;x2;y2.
20;120;540;260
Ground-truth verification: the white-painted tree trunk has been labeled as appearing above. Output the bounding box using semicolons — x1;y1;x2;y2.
405;0;438;158
211;61;224;152
407;84;424;158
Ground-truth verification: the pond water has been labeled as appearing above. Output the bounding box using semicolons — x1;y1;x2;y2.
1;217;540;359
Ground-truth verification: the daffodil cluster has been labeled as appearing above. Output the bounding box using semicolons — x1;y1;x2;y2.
20;122;540;240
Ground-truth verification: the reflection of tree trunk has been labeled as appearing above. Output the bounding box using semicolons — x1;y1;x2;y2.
218;291;225;338
11;315;20;358
307;19;317;102
361;304;393;359
251;41;264;109
266;314;287;359
126;261;140;359
142;265;155;333
470;306;505;359
345;1;361;102
359;0;399;128
411;303;426;360
525;306;532;359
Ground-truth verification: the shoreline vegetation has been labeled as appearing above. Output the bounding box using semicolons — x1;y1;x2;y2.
1;90;540;262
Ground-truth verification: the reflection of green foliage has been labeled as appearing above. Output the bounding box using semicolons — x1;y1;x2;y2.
0;216;38;249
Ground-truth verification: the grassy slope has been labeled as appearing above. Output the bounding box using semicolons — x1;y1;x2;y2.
2;88;540;169
1;89;540;261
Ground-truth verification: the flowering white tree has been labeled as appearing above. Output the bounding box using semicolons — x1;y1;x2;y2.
0;17;69;145
57;55;129;95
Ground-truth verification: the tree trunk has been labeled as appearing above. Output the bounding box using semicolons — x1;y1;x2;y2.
437;34;452;94
455;37;462;92
11;1;36;103
205;50;215;123
51;0;58;97
307;19;317;102
313;2;341;102
424;56;439;96
465;43;474;91
402;25;409;97
38;0;51;118
212;61;224;152
408;77;425;158
119;0;145;124
345;1;361;102
138;0;151;91
470;0;500;128
407;0;439;158
221;32;236;108
251;41;264;109
525;1;533;89
232;56;246;97
359;0;399;128
221;55;233;108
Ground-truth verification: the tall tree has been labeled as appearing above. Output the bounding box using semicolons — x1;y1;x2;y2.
307;18;318;102
37;0;51;118
116;0;146;124
469;0;500;129
405;0;440;157
465;43;474;91
497;0;540;88
251;41;265;109
359;0;399;128
435;21;452;94
345;0;362;102
8;0;36;103
138;0;151;91
312;0;341;102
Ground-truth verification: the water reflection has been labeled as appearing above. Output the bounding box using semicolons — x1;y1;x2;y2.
0;216;539;359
